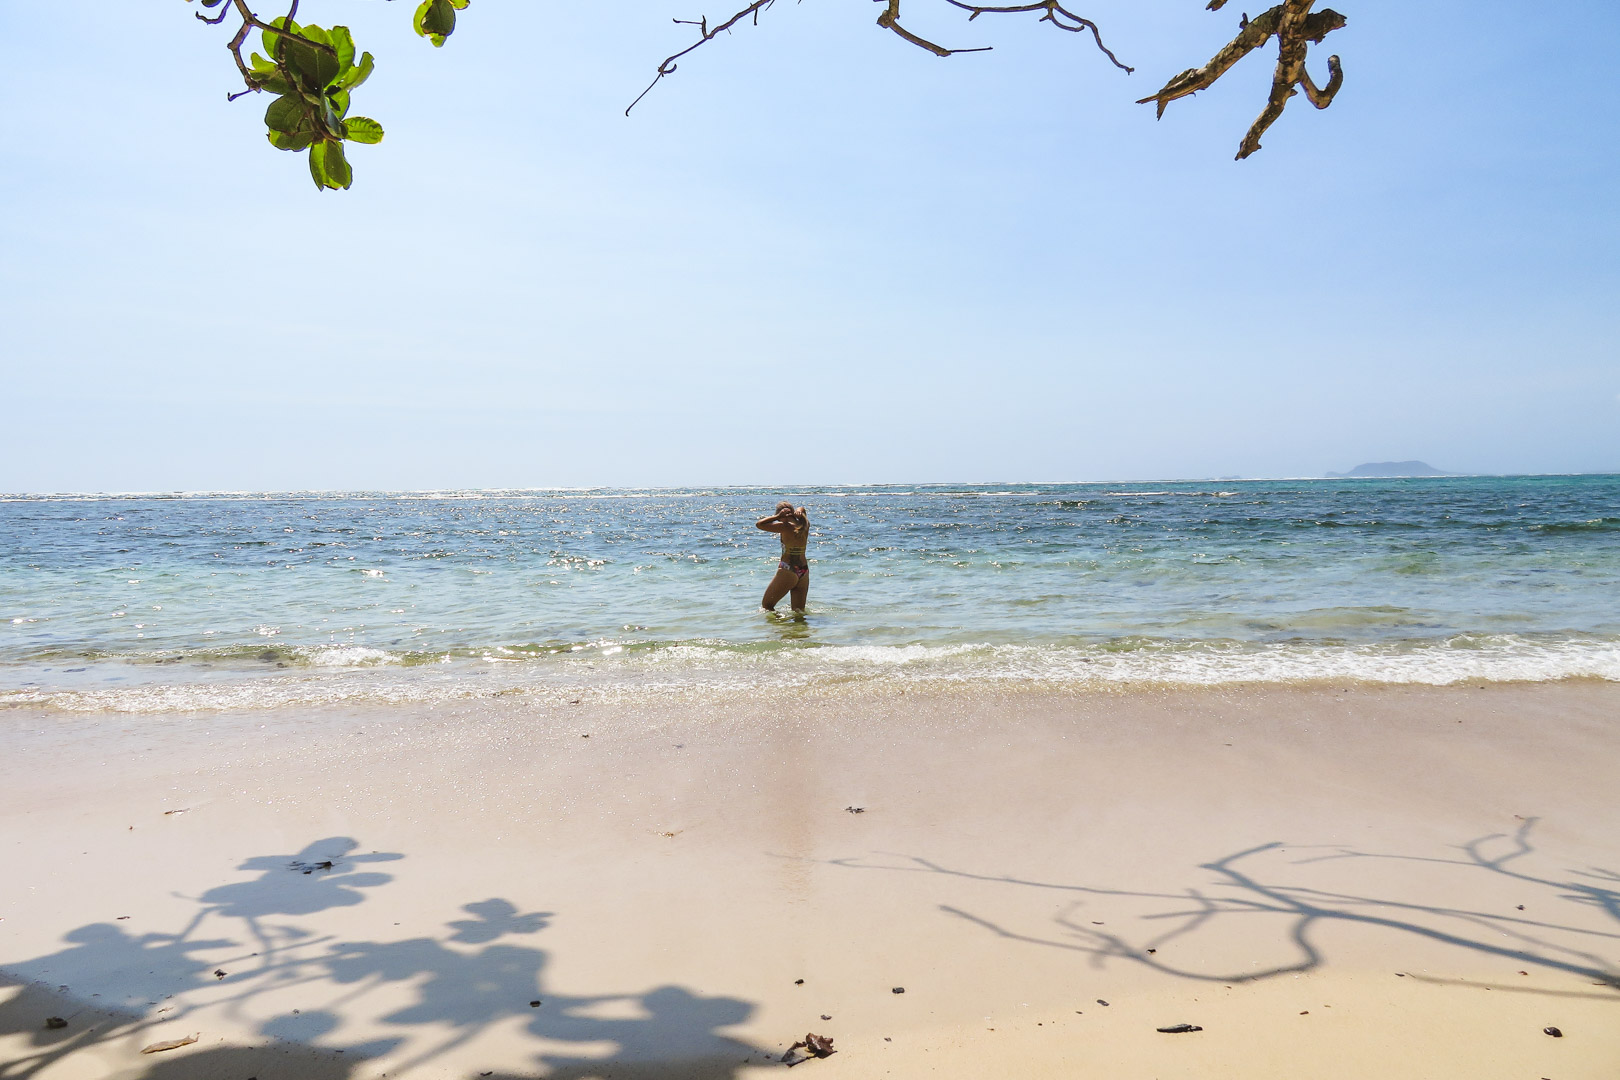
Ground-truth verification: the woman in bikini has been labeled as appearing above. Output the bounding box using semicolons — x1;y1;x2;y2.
756;500;810;612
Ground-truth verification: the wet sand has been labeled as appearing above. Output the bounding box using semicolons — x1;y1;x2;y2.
2;681;1618;1078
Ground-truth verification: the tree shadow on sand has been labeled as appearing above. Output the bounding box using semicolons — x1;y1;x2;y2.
827;817;1620;996
0;836;766;1079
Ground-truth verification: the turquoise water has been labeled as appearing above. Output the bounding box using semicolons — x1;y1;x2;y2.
2;476;1617;709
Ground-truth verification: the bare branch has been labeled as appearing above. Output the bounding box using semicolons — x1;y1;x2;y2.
627;0;780;115
1137;0;1346;160
631;0;1132;115
224;2;259;89
1300;53;1343;108
874;0;991;58
194;2;234;28
939;0;1132;72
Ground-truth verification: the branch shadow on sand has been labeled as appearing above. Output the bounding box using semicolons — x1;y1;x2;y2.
826;817;1620;997
0;837;767;1079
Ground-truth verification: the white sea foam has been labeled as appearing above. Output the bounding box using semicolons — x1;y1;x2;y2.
4;636;1615;714
303;645;398;668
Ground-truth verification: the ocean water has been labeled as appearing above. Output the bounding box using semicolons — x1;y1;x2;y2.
2;476;1617;710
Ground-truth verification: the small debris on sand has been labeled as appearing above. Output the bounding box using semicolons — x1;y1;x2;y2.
794;979;804;985
140;1034;199;1054
845;806;865;814
782;1032;836;1064
1543;1026;1563;1038
44;1017;67;1030
162;809;190;816
213;969;227;980
1157;1024;1203;1034
891;987;905;994
1096;999;1109;1006
530;1000;542;1008
820;1015;831;1021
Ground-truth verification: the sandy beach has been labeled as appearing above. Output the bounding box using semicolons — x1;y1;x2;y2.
3;681;1618;1078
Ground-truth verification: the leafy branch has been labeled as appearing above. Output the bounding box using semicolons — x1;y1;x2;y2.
189;0;470;189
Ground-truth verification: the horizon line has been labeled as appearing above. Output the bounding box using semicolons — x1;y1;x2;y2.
3;471;1617;499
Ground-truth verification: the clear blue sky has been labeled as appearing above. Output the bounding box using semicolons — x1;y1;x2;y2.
2;1;1616;491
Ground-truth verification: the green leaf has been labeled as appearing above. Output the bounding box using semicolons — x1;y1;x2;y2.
267;127;314;151
308;141;352;190
254;71;293;96
326;88;351;118
249;51;276;74
414;0;455;45
308;142;330;189
261;17;298;60
281;31;341;91
329;25;356;72
448;0;470;8
343;116;384;144
318;140;353;190
264;94;310;135
337;51;375;90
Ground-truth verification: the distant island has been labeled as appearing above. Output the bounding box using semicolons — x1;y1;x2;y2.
1327;461;1452;478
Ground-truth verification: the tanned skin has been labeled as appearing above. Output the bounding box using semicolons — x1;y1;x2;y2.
755;500;810;612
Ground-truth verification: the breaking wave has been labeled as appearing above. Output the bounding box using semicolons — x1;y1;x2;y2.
3;634;1615;713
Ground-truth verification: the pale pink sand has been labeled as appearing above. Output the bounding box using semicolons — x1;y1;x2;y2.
2;682;1617;1078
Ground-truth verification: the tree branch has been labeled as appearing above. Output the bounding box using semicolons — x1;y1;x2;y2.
939;0;1132;72
874;0;991;58
199;0;341;103
1136;0;1346;160
1299;53;1343;108
630;0;1133;115
627;0;781;115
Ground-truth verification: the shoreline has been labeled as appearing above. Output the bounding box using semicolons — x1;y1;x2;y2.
3;682;1618;1077
8;645;1620;715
